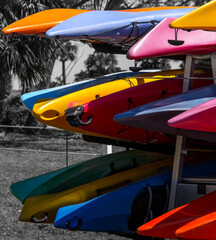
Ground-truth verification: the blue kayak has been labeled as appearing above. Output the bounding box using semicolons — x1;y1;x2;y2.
21;70;148;111
46;8;194;46
54;157;216;235
114;84;216;142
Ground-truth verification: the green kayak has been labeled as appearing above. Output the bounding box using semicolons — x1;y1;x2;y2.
10;150;170;203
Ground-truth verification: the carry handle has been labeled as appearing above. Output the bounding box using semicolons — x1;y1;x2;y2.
97;179;132;196
168;29;184;46
65;105;93;127
30;212;48;223
66;217;82;231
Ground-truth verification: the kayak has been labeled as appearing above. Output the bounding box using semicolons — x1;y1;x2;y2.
137;182;216;239
170;1;216;31
177;208;216;239
168;98;216;132
19;156;176;223
54;172;172;235
2;9;89;36
54;157;216;235
10;150;170;203
2;7;195;36
114;82;216;142
32;69;186;136
127;17;216;61
21;71;143;111
65;71;210;145
46;8;195;46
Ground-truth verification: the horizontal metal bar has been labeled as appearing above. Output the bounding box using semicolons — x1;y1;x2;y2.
0;124;62;130
0;147;99;156
182;178;216;183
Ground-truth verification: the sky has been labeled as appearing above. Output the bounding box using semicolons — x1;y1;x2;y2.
12;42;182;90
50;42;136;85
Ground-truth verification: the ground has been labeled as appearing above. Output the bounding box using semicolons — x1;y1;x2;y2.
0;131;132;240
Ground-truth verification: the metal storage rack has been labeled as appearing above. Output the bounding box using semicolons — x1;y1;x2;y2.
168;53;216;210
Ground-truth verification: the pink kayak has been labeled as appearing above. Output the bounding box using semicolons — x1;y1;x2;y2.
127;17;216;61
168;98;216;132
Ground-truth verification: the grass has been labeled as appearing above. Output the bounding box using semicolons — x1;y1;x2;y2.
1;131;131;240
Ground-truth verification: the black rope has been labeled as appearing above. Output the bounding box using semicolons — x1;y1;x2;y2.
83;20;160;46
119;22;136;45
123;78;135;87
145;130;156;142
158;89;169;99
162;182;170;214
117;97;137;135
144;184;153;223
128;97;137;109
119;20;159;45
118;125;132;134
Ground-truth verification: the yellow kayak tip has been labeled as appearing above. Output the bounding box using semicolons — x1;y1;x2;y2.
32;98;107;137
170;1;216;31
2;9;89;36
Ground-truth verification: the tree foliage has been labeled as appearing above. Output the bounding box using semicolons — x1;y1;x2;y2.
1;94;38;127
74;51;122;81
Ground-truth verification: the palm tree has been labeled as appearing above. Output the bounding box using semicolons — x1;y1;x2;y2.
0;1;87;123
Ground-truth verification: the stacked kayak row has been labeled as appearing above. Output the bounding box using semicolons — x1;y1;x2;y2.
4;1;216;239
10;149;216;236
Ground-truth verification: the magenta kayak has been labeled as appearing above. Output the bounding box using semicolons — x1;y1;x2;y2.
127;17;216;61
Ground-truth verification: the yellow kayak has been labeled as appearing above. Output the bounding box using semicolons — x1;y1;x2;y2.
170;1;216;31
19;156;174;223
32;69;186;135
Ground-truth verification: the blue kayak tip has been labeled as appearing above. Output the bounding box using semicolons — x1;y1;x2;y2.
54;202;89;229
46;8;194;39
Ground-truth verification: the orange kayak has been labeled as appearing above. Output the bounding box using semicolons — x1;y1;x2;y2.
2;7;195;36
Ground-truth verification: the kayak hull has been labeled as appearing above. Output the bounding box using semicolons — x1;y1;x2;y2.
170;1;216;31
54;157;216;235
168;98;216;132
127;17;216;61
19;156;176;223
46;8;195;46
114;83;216;142
11;150;169;203
66;70;211;144
137;179;216;239
32;69;186;139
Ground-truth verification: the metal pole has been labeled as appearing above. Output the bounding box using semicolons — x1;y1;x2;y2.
182;55;195;92
102;145;113;155
66;132;69;166
62;59;66;85
168;55;194;211
168;135;186;210
211;53;216;84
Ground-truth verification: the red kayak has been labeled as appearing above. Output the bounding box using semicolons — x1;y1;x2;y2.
65;73;213;145
137;190;216;239
176;211;216;239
